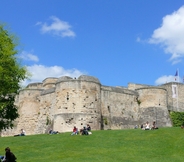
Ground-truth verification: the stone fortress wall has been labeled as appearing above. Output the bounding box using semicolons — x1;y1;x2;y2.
1;75;183;136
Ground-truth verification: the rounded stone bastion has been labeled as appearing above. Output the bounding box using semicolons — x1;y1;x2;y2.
42;77;58;89
53;75;101;132
136;87;167;108
26;82;43;89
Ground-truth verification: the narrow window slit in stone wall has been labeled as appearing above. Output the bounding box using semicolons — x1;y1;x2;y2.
67;92;69;101
108;106;111;113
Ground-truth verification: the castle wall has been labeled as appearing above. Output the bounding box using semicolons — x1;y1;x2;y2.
35;88;56;134
160;82;184;112
136;87;172;127
1;89;43;136
101;86;139;129
53;75;101;133
42;77;58;89
128;83;151;90
1;75;180;137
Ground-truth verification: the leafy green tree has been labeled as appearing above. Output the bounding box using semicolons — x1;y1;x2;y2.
0;25;27;131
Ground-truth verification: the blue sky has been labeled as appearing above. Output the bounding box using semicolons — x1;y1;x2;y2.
1;1;184;87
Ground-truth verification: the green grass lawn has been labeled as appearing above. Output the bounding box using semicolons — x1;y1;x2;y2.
0;127;184;162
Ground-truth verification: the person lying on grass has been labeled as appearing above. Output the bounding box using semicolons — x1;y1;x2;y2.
49;129;59;135
14;129;26;137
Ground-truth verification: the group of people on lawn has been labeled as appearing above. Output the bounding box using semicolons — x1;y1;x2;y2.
141;121;158;130
71;124;91;135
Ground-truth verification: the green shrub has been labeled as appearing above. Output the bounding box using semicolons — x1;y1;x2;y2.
103;118;108;125
170;111;184;127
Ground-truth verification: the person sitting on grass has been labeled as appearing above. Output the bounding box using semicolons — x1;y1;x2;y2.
4;147;17;162
71;126;78;135
151;121;158;130
80;126;89;135
145;121;150;130
14;129;26;137
87;124;91;131
141;124;144;129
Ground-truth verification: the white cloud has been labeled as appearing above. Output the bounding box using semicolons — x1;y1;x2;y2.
149;6;184;64
36;16;76;37
19;51;39;62
155;75;181;85
21;64;86;86
136;37;141;42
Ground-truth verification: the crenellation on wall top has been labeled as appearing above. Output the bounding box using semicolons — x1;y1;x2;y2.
128;83;152;90
26;82;43;89
101;85;138;96
135;86;167;91
78;75;101;84
57;76;73;83
42;77;58;88
55;75;101;85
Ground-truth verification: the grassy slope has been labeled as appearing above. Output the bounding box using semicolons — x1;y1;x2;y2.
0;127;184;162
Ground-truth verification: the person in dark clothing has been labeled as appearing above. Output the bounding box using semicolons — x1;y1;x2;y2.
82;127;88;135
151;121;158;130
87;124;91;131
4;147;17;162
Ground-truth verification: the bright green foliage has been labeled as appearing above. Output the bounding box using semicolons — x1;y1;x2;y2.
170;111;184;127
0;25;27;131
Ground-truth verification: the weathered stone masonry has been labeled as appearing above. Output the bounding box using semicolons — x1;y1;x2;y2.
1;75;184;136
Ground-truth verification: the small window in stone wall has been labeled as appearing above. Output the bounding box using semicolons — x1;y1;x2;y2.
67;92;69;101
108;106;110;113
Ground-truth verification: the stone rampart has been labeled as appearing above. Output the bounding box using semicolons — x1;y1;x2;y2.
135;87;172;127
2;75;181;137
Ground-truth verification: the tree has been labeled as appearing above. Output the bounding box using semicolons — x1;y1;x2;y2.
0;25;27;131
